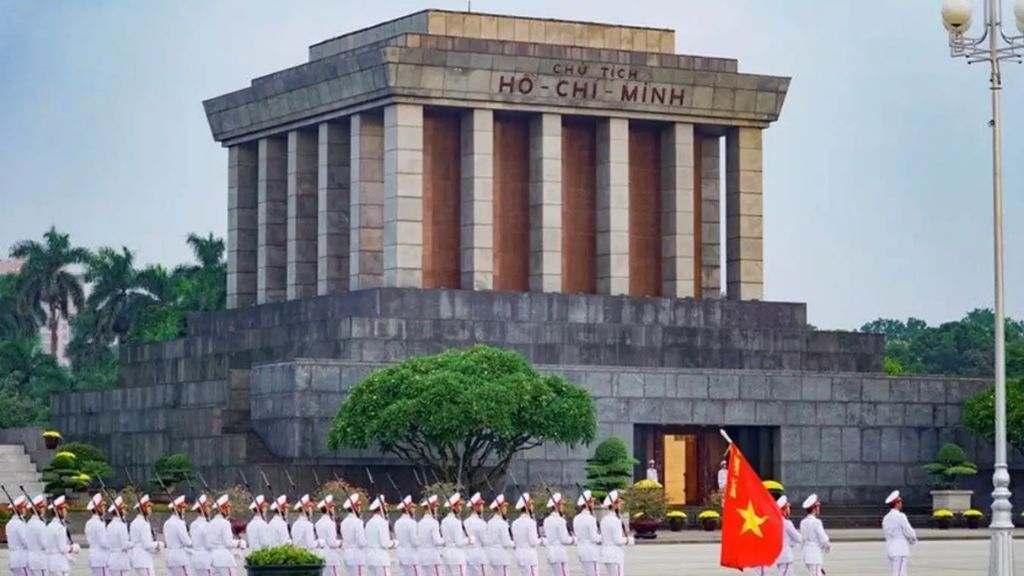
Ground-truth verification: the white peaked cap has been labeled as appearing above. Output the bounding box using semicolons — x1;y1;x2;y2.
249;494;266;510
342;493;360;510
32;494;47;507
370;496;386;512
802;494;819;510
13;495;27;508
402;495;414;507
192;494;208;511
603;490;620;508
86;493;102;511
885;490;901;505
515;493;531;511
776;495;788;509
172;495;187;508
270;495;287;511
421;494;439;507
577;495;586;507
134;494;151;510
215;494;230;508
577;489;593;507
110;495;126;513
294;494;312;511
547;493;563;508
318;494;334;510
489;494;505;510
447;492;462;507
469;492;484;506
49;495;67;510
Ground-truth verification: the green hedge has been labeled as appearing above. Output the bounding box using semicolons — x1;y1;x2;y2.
246;545;325;567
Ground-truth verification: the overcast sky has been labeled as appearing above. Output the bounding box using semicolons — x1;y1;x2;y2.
1;0;1021;330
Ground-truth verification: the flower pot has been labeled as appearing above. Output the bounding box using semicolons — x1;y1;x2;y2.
631;518;660;539
44;436;60;450
966;516;981;529
936;517;952;530
246;565;323;576
0;522;7;543
701;518;719;532
930;490;972;513
668;517;686;532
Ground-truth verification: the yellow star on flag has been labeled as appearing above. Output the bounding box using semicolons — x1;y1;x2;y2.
737;500;767;537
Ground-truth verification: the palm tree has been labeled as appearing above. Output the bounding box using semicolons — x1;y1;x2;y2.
9;228;90;356
186;232;225;271
175;232;226;312
84;246;155;342
0;274;43;340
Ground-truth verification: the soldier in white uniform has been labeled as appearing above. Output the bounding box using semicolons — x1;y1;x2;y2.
316;496;344;576
799;494;830;576
292;495;323;552
164;495;193;576
572;491;601;576
510;494;545;576
542;493;575;576
416;495;445;576
106;497;133;576
26;494;50;576
46;495;81;576
598;491;631;576
365;495;396;576
85;494;109;576
773;496;802;576
462;493;488;576
130;495;164;576
189;495;214;576
208;495;247;576
8;495;31;576
393;495;420;576
245;495;269;552
266;496;292;547
882;490;917;576
441;493;472;576
341;493;368;576
484;495;513;576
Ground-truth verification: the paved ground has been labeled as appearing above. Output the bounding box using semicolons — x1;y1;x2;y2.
6;539;1024;576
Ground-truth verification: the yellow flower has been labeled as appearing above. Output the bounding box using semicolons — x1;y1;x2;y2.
55;451;77;460
666;511;687;519
962;509;984;518
761;480;785;491
633;479;663;489
698;510;720;520
932;509;954;518
43;431;62;439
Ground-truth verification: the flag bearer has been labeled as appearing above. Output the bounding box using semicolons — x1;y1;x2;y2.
441;493;472;576
393;496;420;576
799;494;830;576
164;495;193;576
883;490;917;576
462;493;489;576
316;496;344;576
598;491;631;576
542;494;575;576
510;494;544;576
484;495;513;576
572;492;601;576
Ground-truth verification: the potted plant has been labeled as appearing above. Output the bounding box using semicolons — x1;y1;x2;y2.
622;479;665;539
933;509;954;530
698;510;720;531
584;437;638;500
246;544;324;576
922;443;977;512
962;509;984;529
43;430;62;450
666;510;687;532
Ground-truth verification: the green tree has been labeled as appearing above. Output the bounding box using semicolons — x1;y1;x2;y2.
84;246;156;342
0;274;42;340
0;337;71;399
963;379;1024;454
152;453;194;489
9;227;90;356
583;436;637;499
921;443;978;489
327;345;596;491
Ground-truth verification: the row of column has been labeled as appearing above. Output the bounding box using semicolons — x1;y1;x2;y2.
226;104;763;309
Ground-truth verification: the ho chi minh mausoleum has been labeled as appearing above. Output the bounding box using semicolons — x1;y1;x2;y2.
53;10;993;508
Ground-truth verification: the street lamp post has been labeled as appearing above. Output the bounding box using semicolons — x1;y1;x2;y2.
941;0;1024;574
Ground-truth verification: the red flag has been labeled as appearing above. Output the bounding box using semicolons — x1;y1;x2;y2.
720;441;784;570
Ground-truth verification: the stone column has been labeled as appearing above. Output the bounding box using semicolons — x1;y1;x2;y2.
257;136;287;304
226;143;258;309
460;109;494;291
699;135;722;298
528;113;562;292
660;123;697;299
318;121;350;295
286;129;318;300
726;127;764;300
383;103;424;288
349;112;385;290
596;118;630;295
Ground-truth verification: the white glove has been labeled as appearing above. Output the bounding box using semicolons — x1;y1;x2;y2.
570;536;578;545
155;542;165;552
237;540;249;550
465;536;473;546
70;544;81;554
626;537;635;546
539;537;548;547
315;539;325;549
389;541;398;550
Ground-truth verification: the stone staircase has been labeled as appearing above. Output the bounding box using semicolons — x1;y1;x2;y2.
0;444;45;496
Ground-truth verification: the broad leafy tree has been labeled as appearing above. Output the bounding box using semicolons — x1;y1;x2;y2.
9;227;90;356
327;345;596;491
963;379;1024;454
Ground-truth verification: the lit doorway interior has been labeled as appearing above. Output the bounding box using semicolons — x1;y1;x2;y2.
662;434;698;505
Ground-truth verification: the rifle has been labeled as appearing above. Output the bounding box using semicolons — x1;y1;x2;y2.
98;475;123;522
195;472;212;521
331;470;353;508
17;485;36;520
123;467;137;492
1;485;24;521
153;473;174;501
385;473;401;503
238;468;264;521
507;469;532;520
429;469;468;538
364;467;384;512
126;467;155;538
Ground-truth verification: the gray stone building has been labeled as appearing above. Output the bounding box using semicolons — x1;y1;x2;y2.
53;10;992;507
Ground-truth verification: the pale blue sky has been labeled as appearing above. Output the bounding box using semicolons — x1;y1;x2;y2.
1;0;1021;330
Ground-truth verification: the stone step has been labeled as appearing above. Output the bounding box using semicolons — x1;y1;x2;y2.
0;444;27;456
0;471;45;483
0;444;44;496
0;453;35;465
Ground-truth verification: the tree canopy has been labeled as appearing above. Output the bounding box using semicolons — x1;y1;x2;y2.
327;345;597;491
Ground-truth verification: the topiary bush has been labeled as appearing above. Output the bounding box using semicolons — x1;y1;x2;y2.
584;436;637;499
62;442;113;481
152;454;194;490
922;443;978;489
246;544;325;567
42;451;93;494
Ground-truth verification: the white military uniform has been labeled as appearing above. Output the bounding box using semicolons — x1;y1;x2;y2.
484;497;513;576
245;495;270;552
8;503;30;576
441;494;471;576
315;501;343;576
597;495;631;576
799;495;830;576
189;504;213;576
510;495;544;576
208;497;246;576
394;500;420;576
365;498;395;576
107;512;133;576
462;495;488;576
542;495;575;576
882;491;917;576
572;494;601;576
85;495;109;576
293;514;320;552
767;496;801;576
341;495;369;576
27;505;50;576
266;500;292;548
46;512;79;576
416;500;445;576
130;505;163;576
164;500;193;576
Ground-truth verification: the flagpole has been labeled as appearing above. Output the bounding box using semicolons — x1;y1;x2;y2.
720;429;734;445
